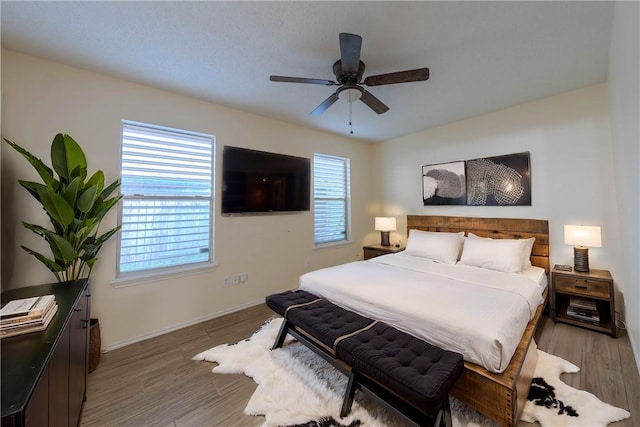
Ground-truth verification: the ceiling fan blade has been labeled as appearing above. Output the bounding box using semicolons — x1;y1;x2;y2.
310;92;340;116
363;68;430;86
339;33;362;76
359;89;389;114
270;75;336;86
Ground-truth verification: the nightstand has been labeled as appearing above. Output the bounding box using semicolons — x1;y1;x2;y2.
363;244;404;260
551;265;616;337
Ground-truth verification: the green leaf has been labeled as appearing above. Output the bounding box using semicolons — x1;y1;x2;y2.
86;171;105;196
22;222;51;238
90;195;122;220
94;226;120;246
69;165;87;182
4;138;55;186
73;223;98;249
62;177;82;208
18;180;47;203
43;230;77;263
37;186;75;227
51;134;87;181
80;218;99;233
21;246;64;272
77;185;98;213
100;179;121;199
83;226;120;259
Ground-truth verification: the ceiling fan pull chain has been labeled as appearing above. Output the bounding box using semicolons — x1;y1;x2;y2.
349;90;354;134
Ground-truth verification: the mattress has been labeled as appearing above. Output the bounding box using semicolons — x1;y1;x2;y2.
299;253;546;373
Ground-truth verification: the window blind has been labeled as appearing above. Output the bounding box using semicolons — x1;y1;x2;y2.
119;122;214;274
314;154;350;245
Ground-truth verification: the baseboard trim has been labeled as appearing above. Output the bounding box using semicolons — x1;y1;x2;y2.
101;298;265;352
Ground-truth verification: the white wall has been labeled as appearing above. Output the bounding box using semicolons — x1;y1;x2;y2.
1;49;373;349
608;1;640;370
373;84;625;312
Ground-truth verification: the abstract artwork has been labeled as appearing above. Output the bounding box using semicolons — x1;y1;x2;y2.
466;152;531;206
422;161;466;205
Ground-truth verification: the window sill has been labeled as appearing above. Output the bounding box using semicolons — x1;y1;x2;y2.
314;240;352;249
111;261;218;288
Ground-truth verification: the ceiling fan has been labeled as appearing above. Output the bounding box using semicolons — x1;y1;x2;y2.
270;33;430;116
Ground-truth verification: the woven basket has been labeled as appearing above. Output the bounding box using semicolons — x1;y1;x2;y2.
89;318;101;373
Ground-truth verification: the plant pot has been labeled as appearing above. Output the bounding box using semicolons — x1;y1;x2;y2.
89;318;101;373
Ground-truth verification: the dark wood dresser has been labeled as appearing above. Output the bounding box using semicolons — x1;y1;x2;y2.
1;280;90;427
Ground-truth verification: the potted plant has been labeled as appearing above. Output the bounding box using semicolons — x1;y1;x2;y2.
5;133;121;372
4;134;121;281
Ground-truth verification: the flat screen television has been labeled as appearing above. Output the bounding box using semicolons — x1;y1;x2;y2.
221;146;311;214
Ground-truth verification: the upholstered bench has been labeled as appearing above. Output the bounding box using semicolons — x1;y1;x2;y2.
265;290;464;427
267;289;374;351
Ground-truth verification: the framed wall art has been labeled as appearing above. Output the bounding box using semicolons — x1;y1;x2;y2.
466;151;531;206
422;161;466;206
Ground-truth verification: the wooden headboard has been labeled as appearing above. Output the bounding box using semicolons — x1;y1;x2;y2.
406;215;550;273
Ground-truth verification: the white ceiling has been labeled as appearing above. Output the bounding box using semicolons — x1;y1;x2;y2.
1;1;614;142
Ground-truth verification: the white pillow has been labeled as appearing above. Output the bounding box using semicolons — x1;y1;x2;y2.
467;233;535;270
461;234;535;273
405;230;464;264
521;237;535;269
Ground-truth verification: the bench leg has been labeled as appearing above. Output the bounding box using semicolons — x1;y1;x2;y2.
433;397;452;427
340;371;357;418
271;319;291;350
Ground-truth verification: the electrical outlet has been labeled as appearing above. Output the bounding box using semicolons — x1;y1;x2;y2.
239;273;248;283
222;277;230;287
230;275;240;286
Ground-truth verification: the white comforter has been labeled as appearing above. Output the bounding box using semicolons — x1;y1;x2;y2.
299;253;546;373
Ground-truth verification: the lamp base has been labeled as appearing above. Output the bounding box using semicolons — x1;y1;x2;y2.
573;246;590;272
380;231;390;247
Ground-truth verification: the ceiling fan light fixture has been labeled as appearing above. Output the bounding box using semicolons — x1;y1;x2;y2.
339;87;362;103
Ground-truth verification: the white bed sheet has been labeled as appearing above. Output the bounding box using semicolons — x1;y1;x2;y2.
299;253;546;373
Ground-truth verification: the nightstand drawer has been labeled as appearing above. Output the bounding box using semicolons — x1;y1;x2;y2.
555;276;610;299
363;245;404;260
365;248;388;259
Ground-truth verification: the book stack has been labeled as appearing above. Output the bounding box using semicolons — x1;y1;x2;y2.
0;295;58;338
567;297;600;324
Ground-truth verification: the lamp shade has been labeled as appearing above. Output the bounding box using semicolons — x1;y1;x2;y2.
564;225;602;248
375;217;396;232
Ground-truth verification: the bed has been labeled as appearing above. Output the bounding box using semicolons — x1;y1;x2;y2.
300;215;550;426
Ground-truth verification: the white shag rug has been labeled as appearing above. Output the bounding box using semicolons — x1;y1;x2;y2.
193;318;630;427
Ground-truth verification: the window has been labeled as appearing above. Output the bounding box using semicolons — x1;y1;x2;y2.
313;153;350;245
118;121;214;275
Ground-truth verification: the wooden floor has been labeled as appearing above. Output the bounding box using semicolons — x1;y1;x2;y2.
81;304;639;427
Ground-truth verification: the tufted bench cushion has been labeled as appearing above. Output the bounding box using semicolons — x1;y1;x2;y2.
266;290;375;350
265;289;320;316
335;322;464;415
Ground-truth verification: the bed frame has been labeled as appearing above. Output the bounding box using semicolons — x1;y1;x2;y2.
406;215;550;427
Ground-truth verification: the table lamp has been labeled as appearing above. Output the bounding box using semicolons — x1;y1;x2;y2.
564;225;601;272
375;217;396;247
